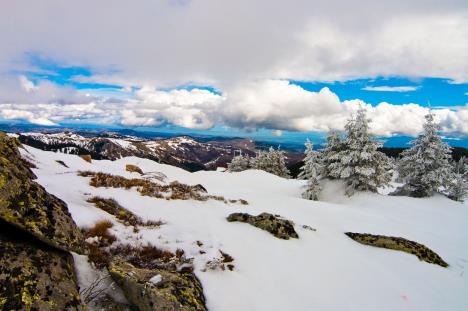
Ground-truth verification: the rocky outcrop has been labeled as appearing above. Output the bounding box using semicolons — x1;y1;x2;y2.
345;232;448;267
109;261;206;311
0;132;84;253
0;132;86;309
0;221;84;310
227;212;299;240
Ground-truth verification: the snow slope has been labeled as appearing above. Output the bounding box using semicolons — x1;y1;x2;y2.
21;145;468;311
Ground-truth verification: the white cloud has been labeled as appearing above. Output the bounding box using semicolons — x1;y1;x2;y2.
362;86;419;92
0;1;467;86
220;80;468;136
19;75;38;93
1;76;467;137
121;87;225;129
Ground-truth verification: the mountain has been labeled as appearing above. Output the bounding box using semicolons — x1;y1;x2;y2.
16;131;260;172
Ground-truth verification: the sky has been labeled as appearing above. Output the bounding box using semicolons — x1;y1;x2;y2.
0;0;467;145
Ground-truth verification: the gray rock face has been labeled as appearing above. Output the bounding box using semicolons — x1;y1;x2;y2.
0;132;85;309
0;222;85;310
227;212;299;239
109;261;207;311
0;132;84;253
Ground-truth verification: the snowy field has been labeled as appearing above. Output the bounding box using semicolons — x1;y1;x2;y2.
21;145;468;311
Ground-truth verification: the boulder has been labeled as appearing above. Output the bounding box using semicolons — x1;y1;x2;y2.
345;232;448;267
109;261;206;311
0;132;84;253
227;212;299;240
0;221;85;310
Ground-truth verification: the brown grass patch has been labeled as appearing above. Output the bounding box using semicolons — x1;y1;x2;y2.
126;164;143;174
84;220;116;246
80;154;92;163
87;196;164;228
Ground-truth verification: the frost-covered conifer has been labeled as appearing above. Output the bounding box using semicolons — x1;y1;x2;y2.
446;173;468;202
227;153;251;172
251;146;290;178
321;130;344;179
397;111;453;197
298;139;322;200
338;108;392;196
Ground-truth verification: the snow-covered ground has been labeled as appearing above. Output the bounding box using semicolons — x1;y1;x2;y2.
21;145;468;311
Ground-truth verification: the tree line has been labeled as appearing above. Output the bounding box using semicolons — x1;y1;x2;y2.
227;108;467;202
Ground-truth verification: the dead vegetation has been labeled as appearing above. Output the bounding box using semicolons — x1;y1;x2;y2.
87;196;164;228
85;240;191;272
126;164;143;175
83;220;117;247
78;171;247;204
55;160;69;168
80;154;92;163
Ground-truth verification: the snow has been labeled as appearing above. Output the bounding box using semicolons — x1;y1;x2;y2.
21;145;468;311
149;274;162;285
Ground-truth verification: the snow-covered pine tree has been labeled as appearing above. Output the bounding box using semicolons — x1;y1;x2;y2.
338;108;392;196
397;111;453;197
321;130;344;179
227;153;251;172
446;173;468;202
251;146;290;178
298;139;322;200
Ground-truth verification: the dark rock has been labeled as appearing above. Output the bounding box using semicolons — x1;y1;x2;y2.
227;212;299;240
109;260;207;311
345;232;448;267
0;220;85;310
0;132;84;253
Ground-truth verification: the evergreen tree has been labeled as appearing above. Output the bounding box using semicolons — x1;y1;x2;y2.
337;108;392;196
321;130;344;179
298;139;322;200
227;153;251;172
397;111;453;197
446;173;468;202
251;146;290;178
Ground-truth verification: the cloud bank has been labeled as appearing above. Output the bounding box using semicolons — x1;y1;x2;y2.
1;78;467;137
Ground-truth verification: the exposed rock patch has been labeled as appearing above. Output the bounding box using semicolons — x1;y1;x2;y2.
0;220;84;310
0;132;86;309
0;132;83;253
227;212;299;240
109;260;206;311
345;232;448;267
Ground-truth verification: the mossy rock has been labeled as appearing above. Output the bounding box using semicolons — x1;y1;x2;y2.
0;132;84;253
345;232;448;267
0;221;85;310
227;212;299;240
109;260;206;311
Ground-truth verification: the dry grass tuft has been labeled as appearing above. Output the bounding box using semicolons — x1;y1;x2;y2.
80;154;92;163
87;196;165;228
84;220;116;246
126;164;144;175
